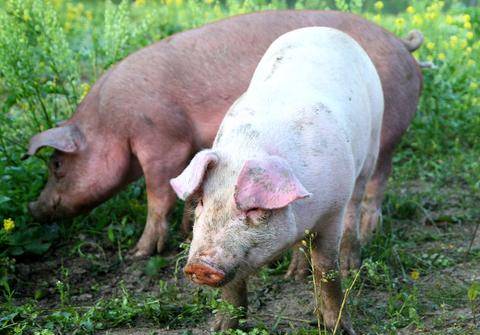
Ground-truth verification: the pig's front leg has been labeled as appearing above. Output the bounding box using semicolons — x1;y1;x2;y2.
129;141;192;259
212;278;248;331
130;182;177;259
312;221;356;335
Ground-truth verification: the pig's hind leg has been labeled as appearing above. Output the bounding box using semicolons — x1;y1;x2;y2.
340;143;379;277
359;151;392;244
285;243;309;280
339;175;368;277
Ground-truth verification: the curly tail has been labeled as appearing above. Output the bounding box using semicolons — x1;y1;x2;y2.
402;30;424;52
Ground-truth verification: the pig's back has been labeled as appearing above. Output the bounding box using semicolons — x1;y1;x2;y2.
159;10;415;148
245;28;383;168
86;11;413;148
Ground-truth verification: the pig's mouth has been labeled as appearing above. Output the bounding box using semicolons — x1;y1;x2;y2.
184;259;237;287
29;195;75;221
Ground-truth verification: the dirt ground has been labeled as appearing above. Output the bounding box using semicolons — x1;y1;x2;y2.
12;219;480;335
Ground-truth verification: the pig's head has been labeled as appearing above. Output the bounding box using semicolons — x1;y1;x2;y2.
170;149;310;287
25;123;134;221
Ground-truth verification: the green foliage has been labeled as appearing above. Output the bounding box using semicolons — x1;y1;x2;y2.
0;0;79;139
468;282;480;302
0;283;214;334
144;255;169;277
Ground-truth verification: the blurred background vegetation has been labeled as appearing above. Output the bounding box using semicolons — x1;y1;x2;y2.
0;0;479;334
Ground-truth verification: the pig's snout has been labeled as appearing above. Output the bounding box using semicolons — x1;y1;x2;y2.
28;201;37;214
28;194;62;221
184;260;226;287
29;201;46;221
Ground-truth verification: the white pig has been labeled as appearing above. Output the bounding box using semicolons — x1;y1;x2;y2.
170;27;384;334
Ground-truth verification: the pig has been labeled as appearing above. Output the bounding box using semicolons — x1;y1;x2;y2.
170;27;384;333
25;10;422;260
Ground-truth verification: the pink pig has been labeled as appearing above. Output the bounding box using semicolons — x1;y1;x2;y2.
171;27;384;333
25;11;422;261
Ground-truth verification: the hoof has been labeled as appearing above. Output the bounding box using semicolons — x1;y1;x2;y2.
126;246;152;261
211;314;239;331
323;308;357;335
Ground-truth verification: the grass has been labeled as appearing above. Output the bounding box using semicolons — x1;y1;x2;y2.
1;0;480;334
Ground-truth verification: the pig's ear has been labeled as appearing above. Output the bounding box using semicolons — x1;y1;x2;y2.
234;156;311;211
170;149;219;200
22;125;85;160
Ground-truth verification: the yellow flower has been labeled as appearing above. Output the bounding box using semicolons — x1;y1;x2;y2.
470;82;479;91
463;14;471;23
49;0;63;8
426;2;443;13
373;14;381;24
467;31;474;40
450;35;459;47
461;40;468;49
410;270;420;280
412;14;423;26
64;22;72;31
395;18;405;28
464;21;472;30
438;53;446;61
23;10;31;22
135;0;146;6
425;12;436;21
66;4;77;22
468;59;476;67
426;42;435;50
374;1;384;11
406;6;415;14
166;0;181;5
80;83;90;101
446;15;454;25
466;47;472;54
3;218;15;232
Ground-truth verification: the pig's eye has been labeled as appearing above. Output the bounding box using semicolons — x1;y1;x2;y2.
193;198;203;209
53;160;62;170
51;159;65;179
246;208;271;225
